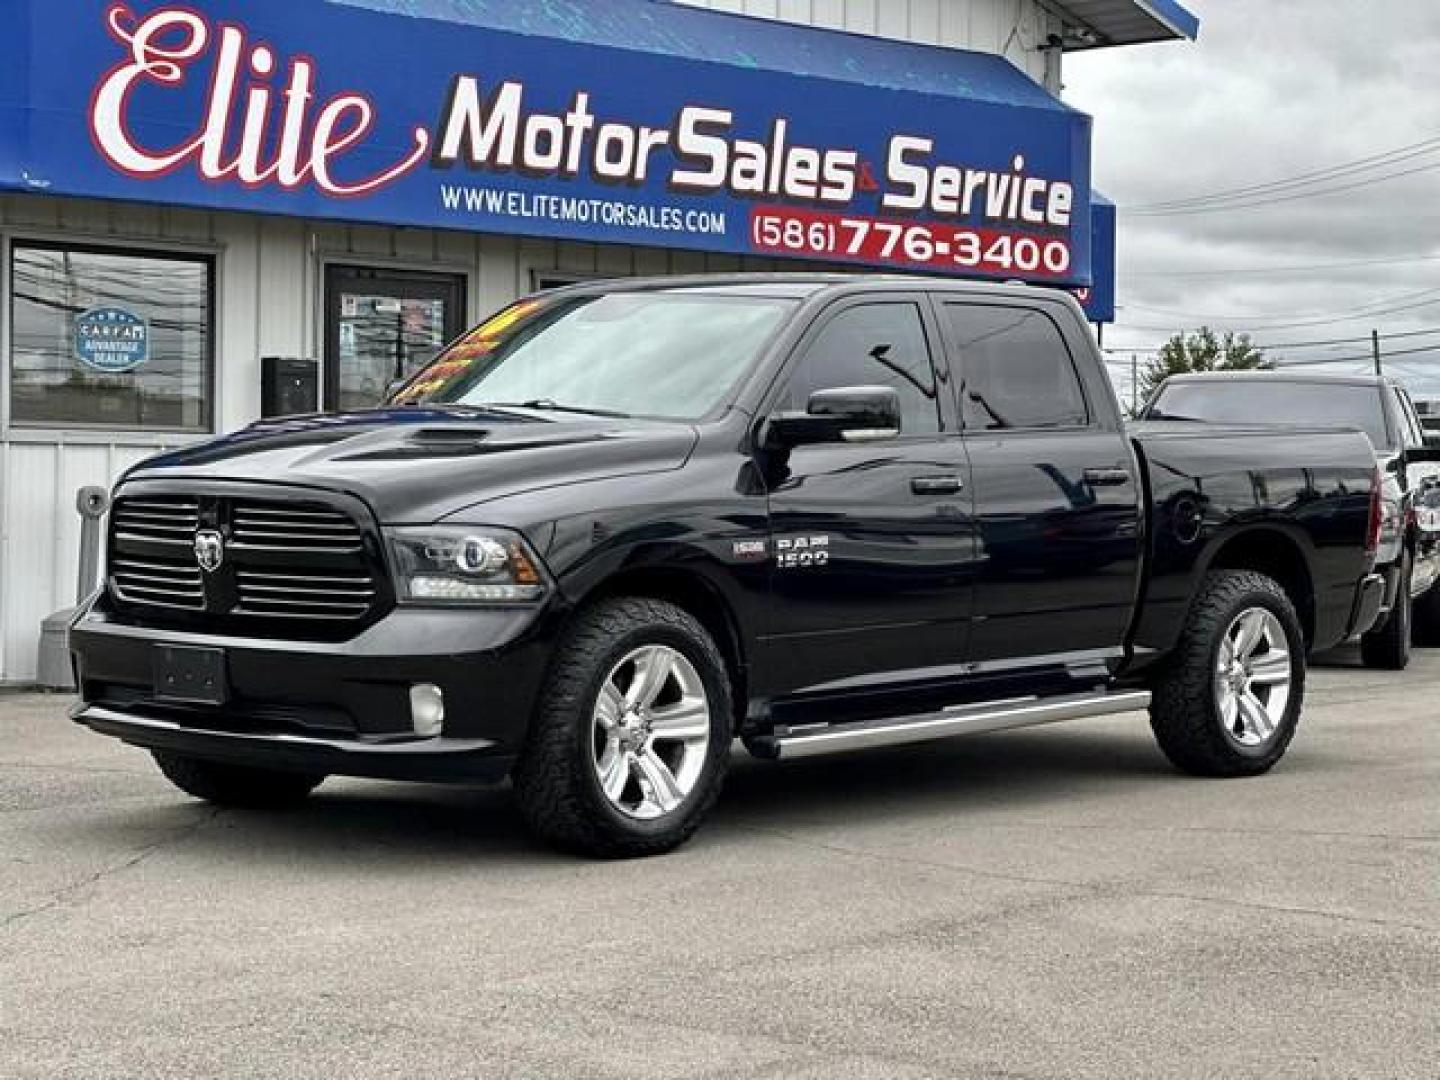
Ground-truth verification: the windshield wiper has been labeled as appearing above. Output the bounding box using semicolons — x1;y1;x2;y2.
480;399;633;419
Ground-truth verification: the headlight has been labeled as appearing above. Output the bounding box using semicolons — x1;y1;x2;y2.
385;526;548;604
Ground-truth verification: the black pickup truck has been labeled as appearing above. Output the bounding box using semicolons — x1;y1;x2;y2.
71;276;1385;857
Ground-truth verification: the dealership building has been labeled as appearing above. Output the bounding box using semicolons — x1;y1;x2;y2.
0;0;1197;683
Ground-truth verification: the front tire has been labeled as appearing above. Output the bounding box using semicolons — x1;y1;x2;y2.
1149;570;1305;777
512;598;732;858
151;751;324;808
1360;553;1411;670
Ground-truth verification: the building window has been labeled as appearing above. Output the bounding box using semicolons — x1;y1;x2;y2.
8;243;213;431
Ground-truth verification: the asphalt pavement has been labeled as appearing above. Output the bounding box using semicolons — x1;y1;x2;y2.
1;649;1435;1079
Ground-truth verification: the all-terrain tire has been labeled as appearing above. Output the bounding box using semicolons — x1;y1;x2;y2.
511;598;732;858
151;751;325;808
1149;570;1305;777
1360;553;1412;670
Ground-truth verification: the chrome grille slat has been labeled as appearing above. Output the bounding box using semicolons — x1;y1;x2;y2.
238;597;371;611
113;533;192;547
111;558;202;578
114;569;203;588
233;507;350;520
233;608;371;620
240;571;372;585
240;583;375;599
112;583;205;609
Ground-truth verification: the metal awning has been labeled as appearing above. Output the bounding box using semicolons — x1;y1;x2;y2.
1049;0;1200;49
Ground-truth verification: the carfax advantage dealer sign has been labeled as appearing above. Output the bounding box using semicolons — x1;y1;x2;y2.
3;1;1094;286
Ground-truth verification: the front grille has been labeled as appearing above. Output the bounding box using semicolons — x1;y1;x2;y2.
106;488;387;635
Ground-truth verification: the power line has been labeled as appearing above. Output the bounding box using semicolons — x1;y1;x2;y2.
1127;160;1440;216
1116;287;1440;329
1126;133;1440;212
1114;293;1440;334
1105;326;1440;356
1274;344;1440;367
1126;253;1440;279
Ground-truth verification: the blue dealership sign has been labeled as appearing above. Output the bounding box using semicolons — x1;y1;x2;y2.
1;1;1095;286
74;306;150;373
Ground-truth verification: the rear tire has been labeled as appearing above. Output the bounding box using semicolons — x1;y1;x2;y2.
1149;570;1305;777
151;751;324;808
511;598;732;858
1360;554;1411;670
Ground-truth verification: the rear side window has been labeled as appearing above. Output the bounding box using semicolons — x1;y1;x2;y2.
773;302;942;436
943;305;1088;430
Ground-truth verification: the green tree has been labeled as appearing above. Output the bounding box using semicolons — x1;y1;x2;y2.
1136;327;1270;406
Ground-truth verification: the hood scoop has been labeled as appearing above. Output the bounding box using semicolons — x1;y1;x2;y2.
335;425;612;461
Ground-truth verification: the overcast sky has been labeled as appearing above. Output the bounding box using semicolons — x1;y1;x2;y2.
1064;0;1440;400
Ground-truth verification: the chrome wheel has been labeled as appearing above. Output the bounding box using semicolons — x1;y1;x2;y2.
1214;607;1293;747
591;645;712;820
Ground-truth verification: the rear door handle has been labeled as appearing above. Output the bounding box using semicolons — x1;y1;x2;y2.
1084;468;1132;487
911;474;964;495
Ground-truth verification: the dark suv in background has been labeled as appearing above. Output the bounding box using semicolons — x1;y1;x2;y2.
1144;372;1440;669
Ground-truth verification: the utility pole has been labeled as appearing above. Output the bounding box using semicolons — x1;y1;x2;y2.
1373;329;1383;376
1131;353;1139;415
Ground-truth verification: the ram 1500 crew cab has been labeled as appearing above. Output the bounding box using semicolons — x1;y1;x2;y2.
71;277;1385;856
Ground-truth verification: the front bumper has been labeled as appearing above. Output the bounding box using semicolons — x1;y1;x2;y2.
71;704;513;783
69;599;561;783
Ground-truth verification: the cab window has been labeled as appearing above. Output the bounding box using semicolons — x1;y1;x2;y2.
943;305;1089;431
772;302;943;436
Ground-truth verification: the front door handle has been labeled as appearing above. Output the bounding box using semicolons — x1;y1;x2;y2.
911;474;964;495
1084;468;1132;487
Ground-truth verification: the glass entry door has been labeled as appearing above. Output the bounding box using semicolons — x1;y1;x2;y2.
324;265;466;412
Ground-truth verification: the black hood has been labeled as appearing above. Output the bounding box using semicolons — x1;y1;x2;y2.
123;407;698;523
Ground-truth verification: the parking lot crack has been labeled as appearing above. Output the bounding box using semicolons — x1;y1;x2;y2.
0;807;221;932
736;824;1437;934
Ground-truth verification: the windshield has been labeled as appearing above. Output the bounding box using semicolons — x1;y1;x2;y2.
391;291;795;420
1146;380;1392;451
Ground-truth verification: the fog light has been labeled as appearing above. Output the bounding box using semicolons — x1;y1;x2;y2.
409;683;445;737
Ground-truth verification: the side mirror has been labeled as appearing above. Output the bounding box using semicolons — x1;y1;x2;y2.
765;385;903;449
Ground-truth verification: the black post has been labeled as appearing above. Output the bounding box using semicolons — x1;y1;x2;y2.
1373;329;1382;376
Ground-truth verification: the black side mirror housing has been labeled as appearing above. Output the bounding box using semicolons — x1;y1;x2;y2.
765;385;903;449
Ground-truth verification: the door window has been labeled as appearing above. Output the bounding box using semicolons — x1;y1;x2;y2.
773;302;942;435
944;305;1088;431
325;266;465;412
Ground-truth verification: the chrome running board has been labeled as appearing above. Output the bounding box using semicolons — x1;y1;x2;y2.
760;690;1152;761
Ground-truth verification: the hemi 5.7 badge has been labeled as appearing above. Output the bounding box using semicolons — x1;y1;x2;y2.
732;539;768;561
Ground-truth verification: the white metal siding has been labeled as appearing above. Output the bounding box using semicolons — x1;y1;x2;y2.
676;0;1059;82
